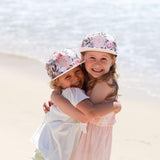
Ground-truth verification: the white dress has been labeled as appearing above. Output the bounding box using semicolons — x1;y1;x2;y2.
30;88;89;160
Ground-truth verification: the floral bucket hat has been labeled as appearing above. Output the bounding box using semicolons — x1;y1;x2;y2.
46;49;84;83
79;32;118;56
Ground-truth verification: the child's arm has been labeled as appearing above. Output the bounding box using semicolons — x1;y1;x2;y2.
51;89;121;121
50;90;93;123
76;99;121;117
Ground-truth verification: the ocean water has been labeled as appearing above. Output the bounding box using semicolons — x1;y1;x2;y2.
0;0;160;98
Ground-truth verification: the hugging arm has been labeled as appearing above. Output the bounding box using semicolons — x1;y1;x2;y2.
76;99;121;117
50;90;90;123
51;89;121;122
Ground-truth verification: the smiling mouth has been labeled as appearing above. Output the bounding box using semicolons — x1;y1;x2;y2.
92;68;103;73
72;81;82;88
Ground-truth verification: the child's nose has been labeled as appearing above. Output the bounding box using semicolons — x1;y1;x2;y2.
94;60;101;65
72;75;79;81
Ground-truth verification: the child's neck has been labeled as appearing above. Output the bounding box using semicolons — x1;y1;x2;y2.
88;74;100;80
87;74;103;90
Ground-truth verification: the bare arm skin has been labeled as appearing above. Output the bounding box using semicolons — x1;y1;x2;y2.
51;88;121;123
50;92;91;123
89;82;115;103
89;82;121;114
76;98;121;117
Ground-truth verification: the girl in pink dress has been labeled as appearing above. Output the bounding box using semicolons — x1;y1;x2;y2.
70;32;119;160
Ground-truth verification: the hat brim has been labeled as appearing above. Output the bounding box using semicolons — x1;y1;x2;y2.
79;48;117;55
49;60;85;88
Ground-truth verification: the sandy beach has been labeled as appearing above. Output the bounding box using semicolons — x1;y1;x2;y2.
0;54;160;160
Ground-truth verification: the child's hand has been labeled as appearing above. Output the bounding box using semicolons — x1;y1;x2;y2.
43;101;53;114
113;101;121;114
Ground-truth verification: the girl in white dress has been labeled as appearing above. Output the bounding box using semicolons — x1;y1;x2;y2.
31;49;121;160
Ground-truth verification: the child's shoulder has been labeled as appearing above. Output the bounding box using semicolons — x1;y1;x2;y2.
93;81;109;91
62;87;85;95
94;78;115;90
90;82;114;103
62;87;89;107
62;87;88;100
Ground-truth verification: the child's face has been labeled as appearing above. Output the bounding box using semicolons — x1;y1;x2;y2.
57;66;84;89
83;51;115;78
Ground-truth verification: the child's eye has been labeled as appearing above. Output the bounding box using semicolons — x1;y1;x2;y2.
75;69;80;73
89;57;95;60
65;75;71;79
101;58;107;61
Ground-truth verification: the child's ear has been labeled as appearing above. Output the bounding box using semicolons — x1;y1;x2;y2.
111;58;116;66
112;57;116;64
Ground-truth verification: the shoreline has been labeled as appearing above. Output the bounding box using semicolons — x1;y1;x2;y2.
0;54;159;160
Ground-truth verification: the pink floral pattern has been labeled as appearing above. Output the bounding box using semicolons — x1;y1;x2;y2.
46;49;83;80
80;32;118;55
56;53;63;60
92;35;105;48
57;55;72;67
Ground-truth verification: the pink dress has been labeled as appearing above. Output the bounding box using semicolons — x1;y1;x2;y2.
71;112;115;160
70;87;116;160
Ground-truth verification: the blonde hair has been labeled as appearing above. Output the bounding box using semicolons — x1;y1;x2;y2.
50;78;61;90
82;54;119;98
